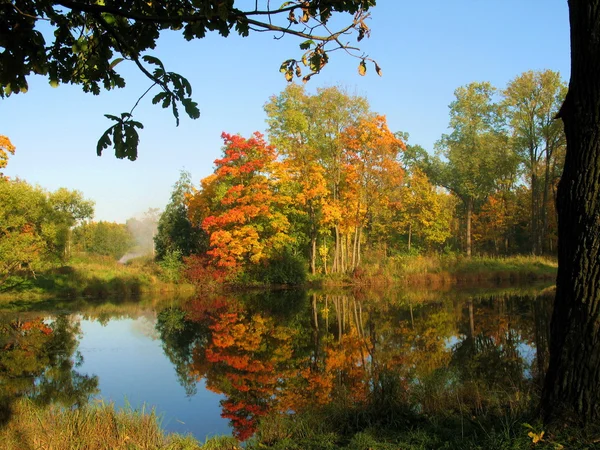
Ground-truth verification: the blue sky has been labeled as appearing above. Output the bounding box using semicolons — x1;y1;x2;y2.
1;1;570;223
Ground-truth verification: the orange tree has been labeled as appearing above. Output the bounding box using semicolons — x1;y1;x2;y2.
187;132;292;281
341;115;405;266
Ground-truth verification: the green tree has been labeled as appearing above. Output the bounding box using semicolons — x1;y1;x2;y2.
154;171;207;261
0;179;53;284
397;168;456;252
503;70;567;255
47;188;95;260
0;179;95;284
1;1;376;159
72;221;135;259
434;82;515;256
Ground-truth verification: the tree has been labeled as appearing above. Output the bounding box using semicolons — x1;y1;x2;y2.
72;221;135;258
1;1;377;160
154;170;207;261
541;0;600;424
0;135;15;175
397;168;455;252
188;132;292;280
265;85;371;274
341;114;405;266
434;82;515;256
503;70;567;255
47;188;95;260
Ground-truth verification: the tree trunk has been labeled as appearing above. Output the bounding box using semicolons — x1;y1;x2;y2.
542;0;600;423
310;234;316;275
357;226;362;266
466;197;473;257
541;148;551;254
531;170;541;255
408;223;412;252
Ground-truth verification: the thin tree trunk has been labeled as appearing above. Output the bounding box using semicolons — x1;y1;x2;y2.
311;234;316;275
542;0;600;423
408;223;412;252
466;197;473;257
357;227;362;266
352;227;359;269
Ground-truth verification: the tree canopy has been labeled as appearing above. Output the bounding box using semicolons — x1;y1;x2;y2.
1;0;377;160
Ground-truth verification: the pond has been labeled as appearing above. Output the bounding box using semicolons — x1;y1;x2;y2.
0;283;555;442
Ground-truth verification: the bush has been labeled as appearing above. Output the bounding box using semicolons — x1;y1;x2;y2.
158;249;184;282
252;251;307;285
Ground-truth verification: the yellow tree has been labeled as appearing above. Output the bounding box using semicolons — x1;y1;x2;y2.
397;168;456;252
341;115;405;266
0;135;15;176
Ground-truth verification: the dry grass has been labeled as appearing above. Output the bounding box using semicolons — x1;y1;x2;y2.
0;399;201;450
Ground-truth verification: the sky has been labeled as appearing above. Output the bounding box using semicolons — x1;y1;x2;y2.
1;1;570;223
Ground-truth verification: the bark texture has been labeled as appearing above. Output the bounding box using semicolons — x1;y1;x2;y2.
542;0;600;423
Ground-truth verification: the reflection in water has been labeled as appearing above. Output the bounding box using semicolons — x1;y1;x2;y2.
0;314;99;425
1;286;553;442
155;288;553;440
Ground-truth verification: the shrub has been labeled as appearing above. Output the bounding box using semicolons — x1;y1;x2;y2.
158;249;185;282
252;251;307;285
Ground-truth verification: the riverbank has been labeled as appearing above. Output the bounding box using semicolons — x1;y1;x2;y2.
0;254;195;303
0;254;557;303
319;254;558;287
2;397;596;450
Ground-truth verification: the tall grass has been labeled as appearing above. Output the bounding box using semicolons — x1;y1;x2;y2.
349;254;558;287
0;399;245;450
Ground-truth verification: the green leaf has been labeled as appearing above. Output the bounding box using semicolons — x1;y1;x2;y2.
300;40;315;50
142;55;165;71
97;128;113;156
182;98;200;120
109;57;124;69
152;92;168;105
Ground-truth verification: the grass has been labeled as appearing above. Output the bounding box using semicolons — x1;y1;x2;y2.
0;399;245;450
0;253;195;303
246;405;600;450
320;254;558;287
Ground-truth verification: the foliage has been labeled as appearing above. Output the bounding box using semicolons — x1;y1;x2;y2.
250;250;307;285
72;221;135;259
1;1;377;159
0;135;15;174
155;170;208;261
396;168;456;251
158;249;185;283
503;70;567;254
187;132;292;281
0;178;93;284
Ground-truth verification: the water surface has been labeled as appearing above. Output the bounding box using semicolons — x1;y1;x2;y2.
0;284;554;441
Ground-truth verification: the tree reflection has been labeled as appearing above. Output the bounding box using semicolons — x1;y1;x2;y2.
157;287;553;440
0;314;98;425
